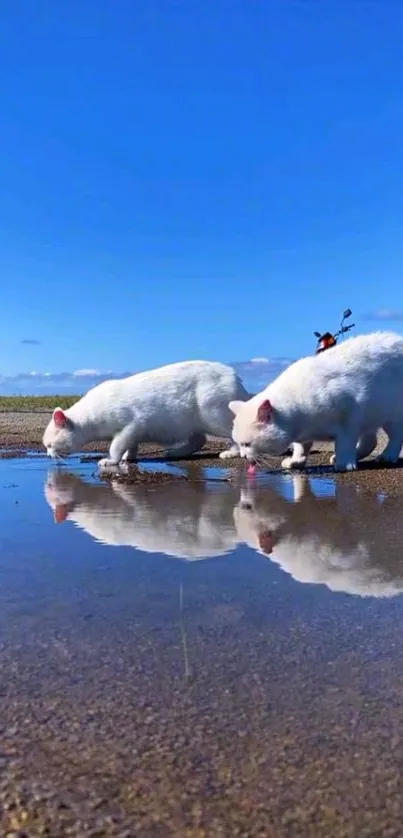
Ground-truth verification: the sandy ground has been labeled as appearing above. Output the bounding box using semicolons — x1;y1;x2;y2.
0;409;390;472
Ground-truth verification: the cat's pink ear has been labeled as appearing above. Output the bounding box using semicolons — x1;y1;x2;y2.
256;399;272;423
53;408;67;428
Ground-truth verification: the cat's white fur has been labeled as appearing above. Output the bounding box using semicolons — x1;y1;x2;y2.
229;332;403;472
43;360;250;467
235;476;403;598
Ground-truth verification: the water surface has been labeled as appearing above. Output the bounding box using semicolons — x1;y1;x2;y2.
2;456;403;836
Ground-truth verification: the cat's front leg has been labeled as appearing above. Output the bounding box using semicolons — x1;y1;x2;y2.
121;446;138;463
281;441;312;470
333;429;358;472
98;424;138;470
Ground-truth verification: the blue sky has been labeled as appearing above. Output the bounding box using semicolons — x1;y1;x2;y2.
1;0;403;394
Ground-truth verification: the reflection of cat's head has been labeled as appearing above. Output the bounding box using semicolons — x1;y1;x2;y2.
44;470;240;560
233;487;287;556
235;477;403;598
45;471;79;522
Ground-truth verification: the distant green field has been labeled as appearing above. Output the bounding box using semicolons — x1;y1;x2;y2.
0;395;79;411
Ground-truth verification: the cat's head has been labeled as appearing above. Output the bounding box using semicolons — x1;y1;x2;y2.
43;408;82;459
229;397;291;462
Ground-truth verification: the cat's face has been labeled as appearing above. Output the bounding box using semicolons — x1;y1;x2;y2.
229;397;290;462
43;408;81;458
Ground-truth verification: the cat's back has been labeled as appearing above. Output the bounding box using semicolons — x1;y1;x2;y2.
322;330;403;367
70;361;239;420
126;359;237;387
271;331;403;392
102;360;237;395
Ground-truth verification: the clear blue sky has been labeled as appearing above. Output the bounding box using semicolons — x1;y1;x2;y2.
1;0;403;387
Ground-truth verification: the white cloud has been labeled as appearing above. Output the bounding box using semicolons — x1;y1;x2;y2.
363;309;403;322
73;368;102;377
0;358;293;396
0;370;130;396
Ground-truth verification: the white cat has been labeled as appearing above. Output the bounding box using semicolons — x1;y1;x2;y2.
43;360;250;467
229;331;403;472
44;471;240;560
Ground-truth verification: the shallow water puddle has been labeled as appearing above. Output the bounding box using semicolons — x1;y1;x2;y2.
2;457;403;835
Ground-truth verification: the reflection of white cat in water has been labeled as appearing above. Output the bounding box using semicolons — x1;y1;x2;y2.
235;475;403;598
45;471;403;597
44;471;241;560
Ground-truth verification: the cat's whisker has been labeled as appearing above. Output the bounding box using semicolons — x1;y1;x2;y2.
250;454;270;468
54;452;68;461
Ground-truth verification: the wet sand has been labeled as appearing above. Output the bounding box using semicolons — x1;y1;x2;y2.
4;565;403;838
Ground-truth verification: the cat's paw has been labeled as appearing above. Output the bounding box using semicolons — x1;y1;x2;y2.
219;447;239;460
329;453;336;466
281;455;306;470
98;457;120;470
334;461;357;472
